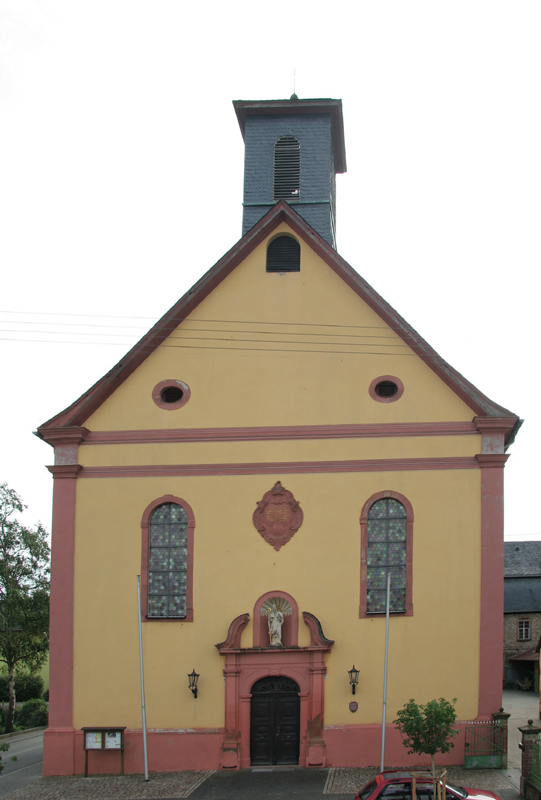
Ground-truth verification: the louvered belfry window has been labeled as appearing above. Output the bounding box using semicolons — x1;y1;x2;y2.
273;136;301;200
266;236;300;272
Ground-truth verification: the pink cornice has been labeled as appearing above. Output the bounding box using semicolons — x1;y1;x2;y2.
474;418;516;436
475;454;510;469
215;614;250;651
39;427;90;447
302;612;334;648
215;611;333;653
47;465;83;478
85;421;477;445
79;457;479;479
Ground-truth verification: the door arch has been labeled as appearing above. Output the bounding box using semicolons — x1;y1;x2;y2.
250;676;300;766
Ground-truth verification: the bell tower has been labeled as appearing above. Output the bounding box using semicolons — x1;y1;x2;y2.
233;97;346;249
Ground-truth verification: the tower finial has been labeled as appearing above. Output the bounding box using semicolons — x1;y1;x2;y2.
290;69;298;101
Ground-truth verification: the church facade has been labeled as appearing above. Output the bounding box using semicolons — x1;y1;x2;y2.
39;98;520;776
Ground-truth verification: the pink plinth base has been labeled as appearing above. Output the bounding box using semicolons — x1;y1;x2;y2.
43;727;225;776
44;722;471;775
307;739;326;767
324;723;467;767
43;728;78;776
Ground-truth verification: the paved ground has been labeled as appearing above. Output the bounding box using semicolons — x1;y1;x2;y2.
0;690;536;800
502;689;539;769
0;729;45;799
0;764;523;800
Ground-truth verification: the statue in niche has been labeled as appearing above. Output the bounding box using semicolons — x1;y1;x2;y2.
260;597;292;646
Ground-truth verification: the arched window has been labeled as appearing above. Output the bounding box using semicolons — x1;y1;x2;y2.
360;492;413;617
266;236;300;272
141;495;195;621
273;136;300;200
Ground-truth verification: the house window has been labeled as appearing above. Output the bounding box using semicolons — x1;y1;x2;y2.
518;620;531;641
266;236;300;272
273;136;300;200
140;495;195;622
360;491;414;617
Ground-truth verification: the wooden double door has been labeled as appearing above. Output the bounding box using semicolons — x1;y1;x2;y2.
250;677;300;765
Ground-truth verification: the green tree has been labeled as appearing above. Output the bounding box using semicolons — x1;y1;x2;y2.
394;698;458;780
0;484;49;733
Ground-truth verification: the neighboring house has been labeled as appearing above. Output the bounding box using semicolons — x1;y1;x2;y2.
504;542;541;689
38;96;522;777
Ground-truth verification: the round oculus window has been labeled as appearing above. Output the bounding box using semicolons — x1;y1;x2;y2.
152;379;191;410
375;381;398;398
161;386;183;404
369;375;404;403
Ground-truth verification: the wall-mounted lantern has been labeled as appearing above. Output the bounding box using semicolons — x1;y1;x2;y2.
348;665;360;695
188;669;200;698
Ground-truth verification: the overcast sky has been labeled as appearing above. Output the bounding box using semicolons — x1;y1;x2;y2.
1;1;539;538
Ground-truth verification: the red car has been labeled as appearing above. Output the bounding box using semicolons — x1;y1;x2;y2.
355;771;503;800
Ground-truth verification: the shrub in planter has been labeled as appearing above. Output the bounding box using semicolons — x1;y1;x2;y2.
15;699;48;729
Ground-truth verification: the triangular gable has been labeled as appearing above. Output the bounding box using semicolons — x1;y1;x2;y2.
38;201;520;442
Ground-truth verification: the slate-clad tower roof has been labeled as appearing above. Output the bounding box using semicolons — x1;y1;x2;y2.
234;98;346;249
504;542;541;614
504;542;541;577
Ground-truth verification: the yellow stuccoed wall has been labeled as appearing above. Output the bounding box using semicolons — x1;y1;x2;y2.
72;470;481;730
72;225;482;733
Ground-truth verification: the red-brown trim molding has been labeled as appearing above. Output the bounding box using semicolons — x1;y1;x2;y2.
152;380;191;411
80;456;479;479
43;459;80;775
477;457;506;716
39;427;89;469
39;426;90;447
475;454;510;469
368;376;405;404
47;465;83;478
360;490;414;618
474;417;516;456
140;495;195;623
85;420;477;445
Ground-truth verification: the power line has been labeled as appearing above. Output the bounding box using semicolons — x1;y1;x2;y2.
0;309;400;332
0;336;427;357
0;318;405;341
0;329;413;350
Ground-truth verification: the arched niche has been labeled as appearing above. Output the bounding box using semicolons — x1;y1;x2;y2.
253;590;299;647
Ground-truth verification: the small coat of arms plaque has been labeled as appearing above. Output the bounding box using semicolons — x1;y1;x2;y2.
253;481;303;551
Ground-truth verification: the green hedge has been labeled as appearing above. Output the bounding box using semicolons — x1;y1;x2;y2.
0;673;44;702
15;699;48;729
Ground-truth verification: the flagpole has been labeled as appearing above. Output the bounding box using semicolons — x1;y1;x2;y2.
380;571;391;772
137;576;149;781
